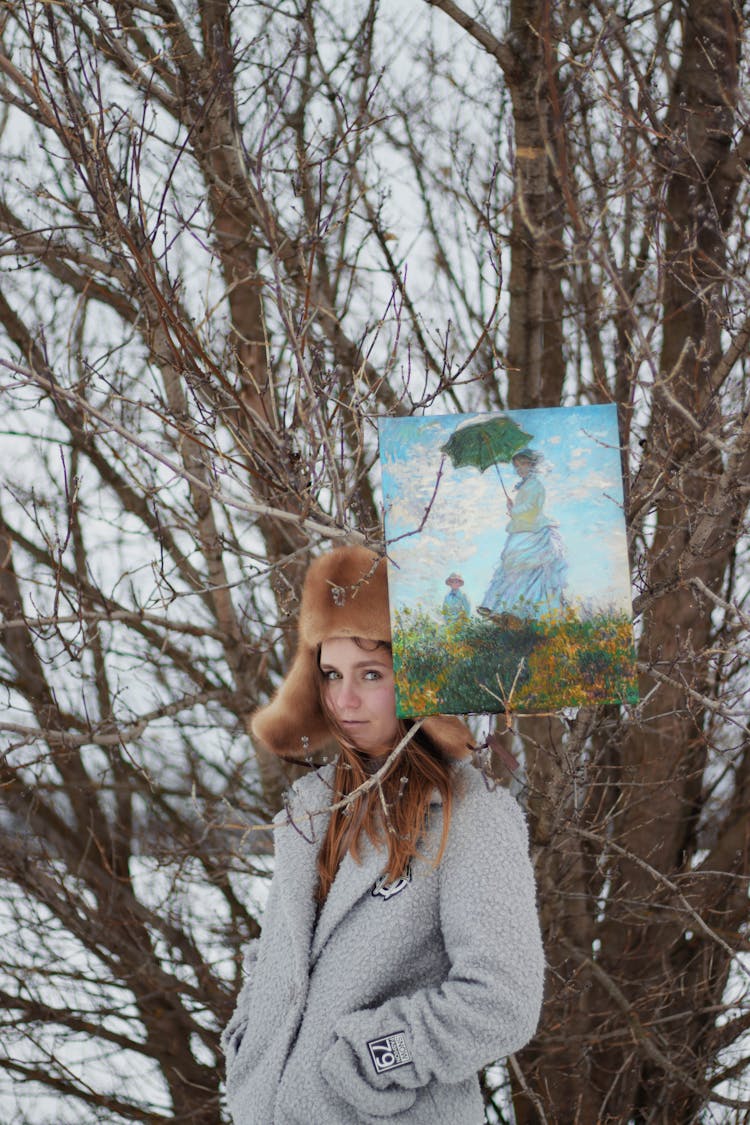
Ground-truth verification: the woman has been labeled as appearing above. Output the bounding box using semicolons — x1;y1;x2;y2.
222;546;544;1125
478;449;567;620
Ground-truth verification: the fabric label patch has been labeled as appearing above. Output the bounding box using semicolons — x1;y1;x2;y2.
367;1031;412;1074
371;865;411;900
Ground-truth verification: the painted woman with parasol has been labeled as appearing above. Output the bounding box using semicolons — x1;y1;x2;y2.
441;417;568;621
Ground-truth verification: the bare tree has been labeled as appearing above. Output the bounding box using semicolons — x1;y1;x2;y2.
0;1;748;1122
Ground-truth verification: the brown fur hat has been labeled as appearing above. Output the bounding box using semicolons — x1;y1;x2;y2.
251;546;473;761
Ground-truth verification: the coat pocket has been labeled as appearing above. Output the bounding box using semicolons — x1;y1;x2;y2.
321;1037;417;1118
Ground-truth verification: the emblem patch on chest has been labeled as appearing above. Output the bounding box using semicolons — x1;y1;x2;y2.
367;1030;413;1073
371;866;411;899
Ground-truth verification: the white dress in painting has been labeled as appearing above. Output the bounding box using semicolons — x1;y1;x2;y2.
479;471;567;618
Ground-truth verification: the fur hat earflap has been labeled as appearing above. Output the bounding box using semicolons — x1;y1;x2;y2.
251;546;473;762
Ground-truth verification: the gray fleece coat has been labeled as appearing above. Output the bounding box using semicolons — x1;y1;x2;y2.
222;761;544;1124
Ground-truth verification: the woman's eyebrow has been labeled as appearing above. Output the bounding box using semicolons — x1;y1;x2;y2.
320;658;390;672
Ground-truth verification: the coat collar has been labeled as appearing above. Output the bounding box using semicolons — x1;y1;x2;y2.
310;779;450;962
272;763;452;977
272;764;389;974
310;829;386;963
272;766;333;986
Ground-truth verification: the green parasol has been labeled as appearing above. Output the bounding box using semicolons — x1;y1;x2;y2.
441;414;533;473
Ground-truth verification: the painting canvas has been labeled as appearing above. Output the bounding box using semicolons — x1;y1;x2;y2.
378;405;638;716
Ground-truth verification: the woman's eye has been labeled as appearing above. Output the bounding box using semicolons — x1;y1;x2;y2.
323;670;341;681
363;670;382;681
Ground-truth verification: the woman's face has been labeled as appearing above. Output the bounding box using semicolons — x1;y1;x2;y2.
513;456;533;478
319;637;399;758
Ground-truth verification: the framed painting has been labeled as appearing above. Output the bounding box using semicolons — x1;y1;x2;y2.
378;404;638;716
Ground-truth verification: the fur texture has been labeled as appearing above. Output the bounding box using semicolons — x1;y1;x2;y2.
251;546;473;761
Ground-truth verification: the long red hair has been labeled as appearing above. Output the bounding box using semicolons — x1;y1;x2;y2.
315;640;455;902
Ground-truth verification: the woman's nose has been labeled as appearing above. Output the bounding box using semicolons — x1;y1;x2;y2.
336;678;361;709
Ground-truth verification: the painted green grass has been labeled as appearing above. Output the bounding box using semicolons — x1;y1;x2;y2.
393;607;638;715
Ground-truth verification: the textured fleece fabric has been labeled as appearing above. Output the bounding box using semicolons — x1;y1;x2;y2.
221;760;544;1125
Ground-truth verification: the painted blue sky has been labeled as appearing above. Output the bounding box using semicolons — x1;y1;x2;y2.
379;404;633;619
